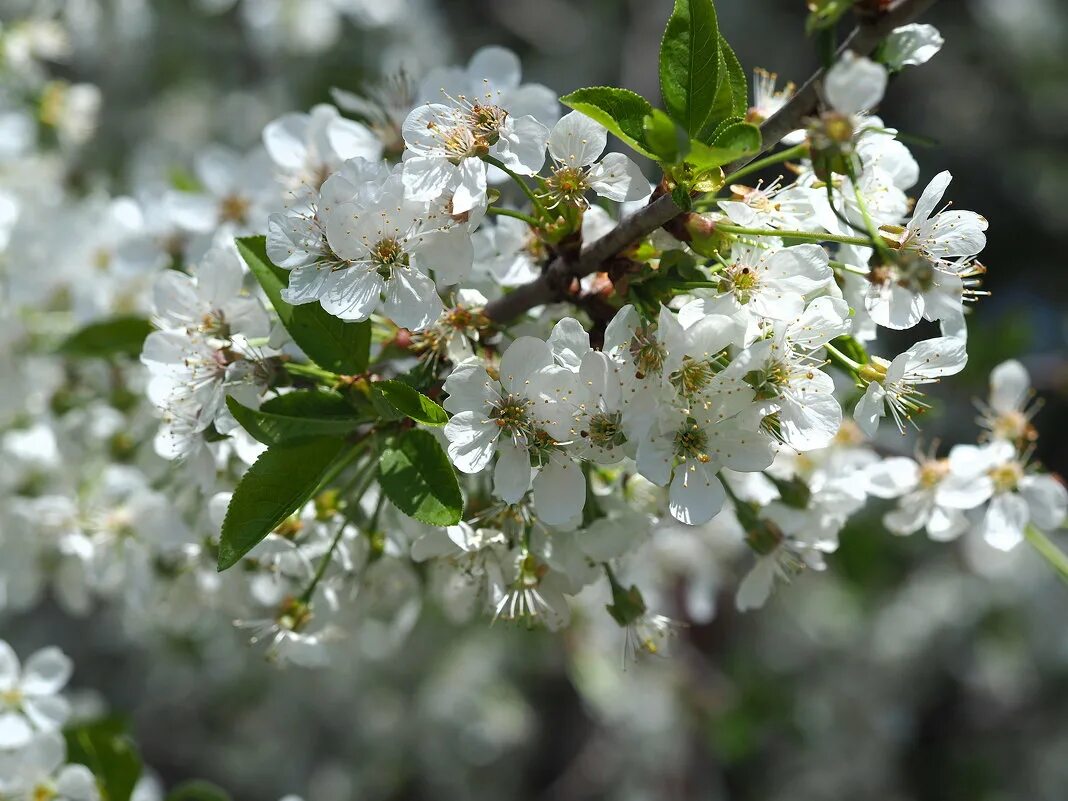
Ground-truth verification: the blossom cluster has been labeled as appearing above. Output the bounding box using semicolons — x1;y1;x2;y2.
0;0;1065;681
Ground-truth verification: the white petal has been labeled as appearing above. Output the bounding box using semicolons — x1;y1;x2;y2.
587;152;650;202
706;424;776;472
23;694;70;732
281;264;330;305
321;268;383;321
787;296;851;349
1019;475;1068;531
451;158;487;214
267;212;321;270
735;556;777;611
981;493;1029;551
326;117;382;162
865;282;924;330
494;115;548;175
499;337;553;392
854;382;888;440
533;459;586;525
547;111;606;168
56;764;100;801
262;113;309;171
636;432;674;487
911;170;951;225
401;156;456;202
0;641;18;691
669;461;726;525
781;391;842;451
196;248;243;308
445;412;498;473
547;317;590;371
493;440;531;503
865;457;920;498
903;336;967;379
21;647;72;695
468;45;521;93
824;52;888;115
883;23;944;69
383;268;442;331
414;228;473;286
0;712;32;749
989;359;1030;415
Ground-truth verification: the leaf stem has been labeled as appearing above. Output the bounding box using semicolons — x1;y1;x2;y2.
284;360;341;384
299;518;349;604
487;206;540;227
829;259;870;276
715;222;874;247
823;342;863;372
850;177;896;260
482;155;547;218
1025;524;1068;585
722;142;810;184
299;454;378;604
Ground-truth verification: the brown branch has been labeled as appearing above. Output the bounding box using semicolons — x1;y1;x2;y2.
482;0;939;324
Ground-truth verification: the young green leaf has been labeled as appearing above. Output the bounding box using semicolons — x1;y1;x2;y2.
372;379;448;426
378;429;463;526
686;121;762;169
236;236;370;375
642;108;690;164
58;316;154;359
659;0;721;135
700;35;748;140
559;87;658;160
64;718;142;801
218;436;350;570
226;394;366;447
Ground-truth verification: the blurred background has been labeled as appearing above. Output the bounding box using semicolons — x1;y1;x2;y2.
2;0;1068;799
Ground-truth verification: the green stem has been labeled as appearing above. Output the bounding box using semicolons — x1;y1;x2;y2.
487;206;540;227
716;222;874;247
299;519;348;604
300;451;377;604
1025;524;1068;585
722;142;809;185
823;343;863;372
850;177;896;260
829;259;870;277
482;155;546;217
315;437;371;496
284;361;341;384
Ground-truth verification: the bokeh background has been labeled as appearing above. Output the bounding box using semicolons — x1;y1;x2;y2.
3;0;1068;799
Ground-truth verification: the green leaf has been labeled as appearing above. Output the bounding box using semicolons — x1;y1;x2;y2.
58;316;154;359
559;87;658;160
642;109;690;164
64;718;142;801
226;394;366;447
236;236;370;375
372;380;448;426
701;35;748;140
686;121;762;169
378;429;462;526
218;436;349;570
166;781;233;801
260;389;359;417
659;0;721;135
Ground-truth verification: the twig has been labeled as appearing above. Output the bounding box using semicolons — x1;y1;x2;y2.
481;0;938;324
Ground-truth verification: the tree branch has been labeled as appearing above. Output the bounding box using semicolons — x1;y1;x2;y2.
482;0;939;324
